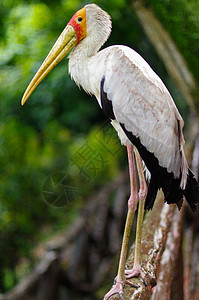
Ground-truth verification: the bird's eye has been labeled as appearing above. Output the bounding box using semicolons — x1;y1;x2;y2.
76;17;83;24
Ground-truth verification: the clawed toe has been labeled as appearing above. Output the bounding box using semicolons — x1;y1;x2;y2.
125;267;141;278
104;273;143;300
125;266;147;286
103;280;125;300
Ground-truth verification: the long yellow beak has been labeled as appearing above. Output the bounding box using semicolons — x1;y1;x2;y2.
21;25;77;105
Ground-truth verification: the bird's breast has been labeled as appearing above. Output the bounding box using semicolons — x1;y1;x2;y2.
68;52;106;102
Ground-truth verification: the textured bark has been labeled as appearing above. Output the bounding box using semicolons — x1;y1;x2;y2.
109;194;185;300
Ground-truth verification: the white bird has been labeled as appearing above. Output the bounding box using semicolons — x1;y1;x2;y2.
21;4;199;299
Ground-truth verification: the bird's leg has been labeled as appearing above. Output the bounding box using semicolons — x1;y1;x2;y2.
125;148;147;281
104;144;139;300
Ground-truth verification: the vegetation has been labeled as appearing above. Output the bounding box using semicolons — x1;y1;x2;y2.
0;0;197;293
146;0;199;88
0;0;129;291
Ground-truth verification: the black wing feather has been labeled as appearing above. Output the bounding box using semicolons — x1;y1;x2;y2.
120;123;199;212
100;76;115;120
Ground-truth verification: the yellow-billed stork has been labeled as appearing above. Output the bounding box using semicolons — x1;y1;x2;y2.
21;4;199;299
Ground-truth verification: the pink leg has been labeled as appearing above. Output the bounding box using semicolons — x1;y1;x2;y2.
104;145;139;300
125;148;148;280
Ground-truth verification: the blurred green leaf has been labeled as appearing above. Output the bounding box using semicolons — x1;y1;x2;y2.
0;0;195;293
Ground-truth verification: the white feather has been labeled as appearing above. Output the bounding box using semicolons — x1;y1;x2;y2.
68;5;188;188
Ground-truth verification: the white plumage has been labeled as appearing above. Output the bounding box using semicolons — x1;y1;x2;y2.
69;41;188;188
21;2;198;208
21;4;199;299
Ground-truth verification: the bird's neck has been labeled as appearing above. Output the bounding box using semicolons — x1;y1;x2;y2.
68;38;102;94
68;23;111;94
70;35;102;60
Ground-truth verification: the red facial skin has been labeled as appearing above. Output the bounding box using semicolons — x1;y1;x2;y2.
68;8;87;44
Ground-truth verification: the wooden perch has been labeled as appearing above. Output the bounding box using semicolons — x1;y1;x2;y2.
1;156;198;300
109;194;185;300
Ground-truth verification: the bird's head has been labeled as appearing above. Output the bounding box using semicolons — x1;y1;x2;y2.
21;4;111;105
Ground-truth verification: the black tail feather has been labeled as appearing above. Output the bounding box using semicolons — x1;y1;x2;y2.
183;169;199;212
145;177;158;210
119;123;199;212
145;169;199;212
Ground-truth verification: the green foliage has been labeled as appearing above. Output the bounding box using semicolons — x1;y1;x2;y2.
0;118;65;290
0;116;123;291
69;123;125;192
0;0;194;293
146;0;199;85
0;0;131;133
0;1;133;290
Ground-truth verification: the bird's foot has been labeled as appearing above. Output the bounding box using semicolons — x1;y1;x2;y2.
103;277;140;300
125;266;143;278
103;279;124;300
125;265;147;286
